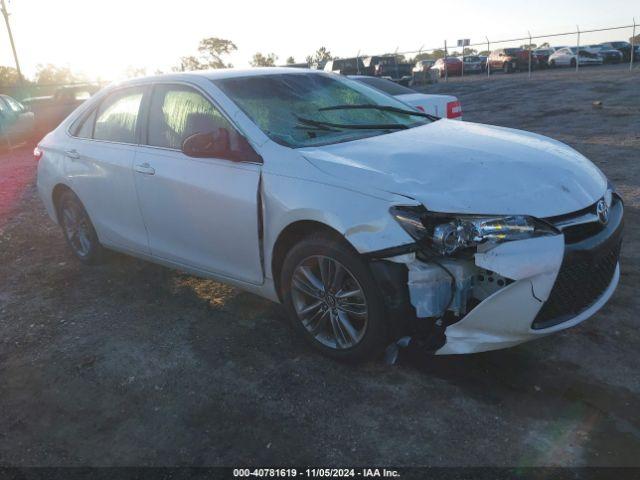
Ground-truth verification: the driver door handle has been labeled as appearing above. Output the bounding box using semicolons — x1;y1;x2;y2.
65;149;80;160
134;162;155;175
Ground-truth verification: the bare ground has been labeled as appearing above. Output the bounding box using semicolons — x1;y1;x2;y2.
0;66;639;467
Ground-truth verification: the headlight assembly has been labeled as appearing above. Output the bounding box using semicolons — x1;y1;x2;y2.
390;205;558;256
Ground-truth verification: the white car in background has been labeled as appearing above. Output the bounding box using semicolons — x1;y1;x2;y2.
349;75;462;120
548;47;604;67
36;68;621;362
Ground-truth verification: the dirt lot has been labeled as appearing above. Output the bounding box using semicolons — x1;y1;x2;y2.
1;66;639;467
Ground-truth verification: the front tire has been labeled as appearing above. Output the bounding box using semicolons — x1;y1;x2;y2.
57;190;104;264
280;233;388;362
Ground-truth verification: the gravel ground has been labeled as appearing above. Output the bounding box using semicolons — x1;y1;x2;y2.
0;65;639;467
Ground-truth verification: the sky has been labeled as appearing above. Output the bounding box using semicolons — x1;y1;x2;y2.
0;0;637;81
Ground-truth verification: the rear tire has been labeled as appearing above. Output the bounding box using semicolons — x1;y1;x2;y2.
57;190;105;265
280;233;388;362
549;59;556;68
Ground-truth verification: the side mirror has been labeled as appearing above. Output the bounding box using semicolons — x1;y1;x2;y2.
181;127;262;163
182;128;231;158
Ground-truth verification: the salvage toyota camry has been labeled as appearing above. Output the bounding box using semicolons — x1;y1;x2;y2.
35;68;623;361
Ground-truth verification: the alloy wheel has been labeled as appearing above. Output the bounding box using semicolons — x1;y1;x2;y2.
291;255;368;350
61;202;92;258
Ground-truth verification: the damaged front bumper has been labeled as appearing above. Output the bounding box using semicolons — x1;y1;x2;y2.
369;196;624;355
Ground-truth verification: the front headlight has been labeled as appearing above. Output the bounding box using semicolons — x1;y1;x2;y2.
390;205;558;256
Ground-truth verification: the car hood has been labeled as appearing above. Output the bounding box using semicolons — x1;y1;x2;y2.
299;120;606;217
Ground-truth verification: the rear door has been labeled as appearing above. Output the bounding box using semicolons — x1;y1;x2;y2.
65;86;150;253
133;82;263;284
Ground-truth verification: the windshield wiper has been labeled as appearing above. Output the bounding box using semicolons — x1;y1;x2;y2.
318;104;440;121
296;116;408;131
294;122;342;132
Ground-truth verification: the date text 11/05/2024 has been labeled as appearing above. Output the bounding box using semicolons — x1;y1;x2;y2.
233;468;400;477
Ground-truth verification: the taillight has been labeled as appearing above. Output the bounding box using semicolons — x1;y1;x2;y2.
415;105;425;112
446;101;462;119
33;146;43;161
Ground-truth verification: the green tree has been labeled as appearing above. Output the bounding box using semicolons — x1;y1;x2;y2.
305;47;332;68
539;42;551;48
174;55;207;72
198;37;237;69
286;56;296;64
250;52;278;67
463;47;478;55
34;64;84;85
0;66;21;85
124;66;147;78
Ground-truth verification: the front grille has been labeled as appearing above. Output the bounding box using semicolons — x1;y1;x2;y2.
532;238;620;330
533;195;623;330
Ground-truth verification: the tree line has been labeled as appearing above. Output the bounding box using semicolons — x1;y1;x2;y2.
2;32;637;89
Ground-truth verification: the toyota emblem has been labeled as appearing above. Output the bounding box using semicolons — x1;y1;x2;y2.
596;199;609;225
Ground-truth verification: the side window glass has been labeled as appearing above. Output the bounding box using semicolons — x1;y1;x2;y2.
4;96;24;113
147;84;235;150
93;88;144;143
73;108;97;138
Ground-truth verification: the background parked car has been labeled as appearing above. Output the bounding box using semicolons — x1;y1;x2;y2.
548;47;603;67
323;57;366;76
599;41;636;61
488;48;534;73
459;55;483;73
413;59;435;73
411;59;439;85
0;94;35;150
532;47;556;68
23;84;98;139
362;55;413;85
348;75;462;120
430;57;463;77
477;55;488;71
585;44;623;63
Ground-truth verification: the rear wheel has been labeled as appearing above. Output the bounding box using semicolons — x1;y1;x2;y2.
549;59;556;68
57;190;104;264
280;233;388;362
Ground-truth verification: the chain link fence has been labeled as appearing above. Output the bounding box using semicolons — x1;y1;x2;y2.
347;20;638;84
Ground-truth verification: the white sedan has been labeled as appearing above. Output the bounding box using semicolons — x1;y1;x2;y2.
548;47;604;67
36;68;622;361
349;75;462;120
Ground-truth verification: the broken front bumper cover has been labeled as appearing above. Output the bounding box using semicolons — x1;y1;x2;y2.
371;196;623;355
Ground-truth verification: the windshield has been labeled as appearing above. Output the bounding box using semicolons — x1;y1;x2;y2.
214;73;430;148
353;76;416;95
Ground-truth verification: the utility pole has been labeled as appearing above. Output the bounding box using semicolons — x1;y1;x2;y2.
0;0;23;84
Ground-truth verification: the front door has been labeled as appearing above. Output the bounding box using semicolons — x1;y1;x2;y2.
133;83;263;284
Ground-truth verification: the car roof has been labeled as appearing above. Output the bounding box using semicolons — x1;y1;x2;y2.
111;67;322;88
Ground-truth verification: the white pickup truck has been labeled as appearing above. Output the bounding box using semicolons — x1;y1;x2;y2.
348;75;462;120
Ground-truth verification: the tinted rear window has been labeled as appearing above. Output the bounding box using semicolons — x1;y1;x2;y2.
354;77;415;95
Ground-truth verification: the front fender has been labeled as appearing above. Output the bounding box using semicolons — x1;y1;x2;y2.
262;172;415;279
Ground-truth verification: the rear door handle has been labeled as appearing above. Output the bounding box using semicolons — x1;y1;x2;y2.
134;162;155;175
65;149;80;160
